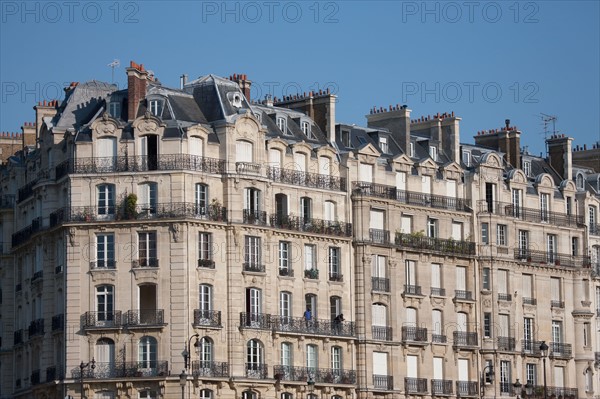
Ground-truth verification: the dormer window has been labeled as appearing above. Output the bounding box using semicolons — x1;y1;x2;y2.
149;99;163;117
462;150;471;167
341;130;351;147
301;121;311;136
379;137;388;153
429;146;438;161
523;160;531;177
409;142;415;158
576;173;585;190
277;117;287;133
108;102;121;119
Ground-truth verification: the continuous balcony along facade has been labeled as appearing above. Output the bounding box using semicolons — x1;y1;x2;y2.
81;309;165;329
71;361;169;379
395;233;475;256
273;365;357;385
266;166;347;191
513;248;590;268
270;214;352;237
239;312;356;337
478;200;584;227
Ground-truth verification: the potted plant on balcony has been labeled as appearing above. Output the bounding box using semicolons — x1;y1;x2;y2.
124;193;138;220
208;198;223;221
304;269;319;279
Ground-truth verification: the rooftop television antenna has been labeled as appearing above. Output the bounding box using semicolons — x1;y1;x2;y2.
108;59;120;83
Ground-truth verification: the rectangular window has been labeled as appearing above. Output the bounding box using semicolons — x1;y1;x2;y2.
429;145;438;161
482;267;490;290
405;260;416;287
277;116;287;132
328;247;341;278
485;183;496;212
451;222;463;240
589;206;597;228
359;163;373;183
372;255;386;278
379;136;388;153
279;241;291;274
526;363;537;385
96;233;115;268
518;230;529;258
551;277;561;303
462;150;471;167
552;320;562;343
512;189;522;217
109;102;121;119
565;197;572;216
456;266;467;291
483;313;492;338
572;237;579;256
481;223;489;244
500;361;511;393
523;160;531;176
498;269;508;295
427;218;437;238
522;274;533;301
547;234;557;262
138;232;157;267
244;236;261;266
198;232;212;261
400;215;412;234
341;130;350;147
497;224;507;246
431;263;441;289
304;244;316;271
301;121;310;136
409;142;415;157
523;318;534;342
540;193;550;222
97;184;115;216
584;322;591;347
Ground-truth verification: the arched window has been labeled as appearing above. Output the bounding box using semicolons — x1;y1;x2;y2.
246;340;264;378
97;184;115;216
275;193;288;219
198;337;213;365
189;136;203;157
577;173;585;190
242;391;257;399
324;200;336;221
95;338;115;372
96;285;114;324
138;336;157;370
236;140;254;163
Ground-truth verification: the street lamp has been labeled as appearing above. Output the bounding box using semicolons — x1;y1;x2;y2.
524;381;534;398
539;341;549;399
307;375;315;393
513;379;522;399
79;358;96;399
179;370;187;399
183;333;200;371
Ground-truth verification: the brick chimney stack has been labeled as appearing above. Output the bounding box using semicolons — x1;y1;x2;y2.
33;99;60;146
474;120;521;169
546;134;573;181
366;106;412;155
127;61;149;121
232;74;252;101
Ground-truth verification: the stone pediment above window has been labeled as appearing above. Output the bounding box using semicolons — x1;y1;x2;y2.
355;142;381;159
389;153;412;170
440;161;462;180
132;112;165;135
534;173;555;188
91;113;120;137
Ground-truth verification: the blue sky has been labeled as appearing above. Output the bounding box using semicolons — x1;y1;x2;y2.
1;0;598;155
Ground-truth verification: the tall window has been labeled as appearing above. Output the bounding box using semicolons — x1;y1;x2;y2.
540;193;550;222
138;232;157;267
572;237;579;256
305;294;317;318
331;346;342;373
246;340;264;375
324;200;336;222
244;188;261;214
483;313;492;338
139;182;158;214
511;188;522;217
379;136;388;153
330;296;342;321
427;218;437;238
96;233;115;268
482;267;490;290
95;338;115;369
195;184;209;215
138;336;158;370
518;230;529;258
97;184;115;216
499;360;511;393
244;236;261;267
552;320;562;344
300;197;312;223
198;232;212;265
551;277;562;306
199;284;213;313
497;224;507;246
590;206;597;230
481;223;489;244
429;145;438;161
96;285;114;322
328;247;341;280
279;292;292;321
236;140;254;162
306;344;318;371
547;234;557;262
278;241;291;276
304;244;316;271
245;288;262;321
431;263;442;292
400;215;412;234
485;183;496;212
198;337;213;365
281;342;293;368
405;260;417;292
359;163;373;183
277;117;286;132
523;318;534;349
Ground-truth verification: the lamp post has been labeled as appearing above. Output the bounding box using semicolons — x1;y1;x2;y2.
183;333;200;371
481;364;494;398
524;381;533;399
539;341;549;399
179;370;187;399
307;374;315;394
79;358;96;399
513;379;522;399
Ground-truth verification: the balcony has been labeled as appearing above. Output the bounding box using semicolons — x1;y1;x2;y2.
522;340;543;356
551;300;565;308
432;334;447;344
431;379;453;395
480;200;584;227
329;272;343;282
31;369;41;385
498;293;512;301
374;375;394;390
267;166;346;191
456;381;479;397
192;361;229;378
243;262;265;273
13;329;23;345
240;312;356;337
71;361;169;379
0;194;15;208
49;202;228;226
55;154;226;178
405;377;428;394
236;161;261;175
270;214;352;237
550;342;572;359
453;332;478;348
245;363;268;379
352;182;471;212
52;314;64;331
46;366;61;381
197;259;215;269
82;311;122;329
395;233;475;256
523;297;537;305
193;309;221;328
132;258;159;268
372;326;393;341
243;209;267;225
514;248;590;268
90;260;116;269
369;229;390;245
402;326;428;343
124;309;165;327
31;270;43;283
273;365;356;384
278;267;294;277
497;336;516;351
17;179;39;203
591;224;600;236
372;277;390;292
12;224;36;247
431;287;446;296
544;386;578;398
403;284;422;296
28;319;45;338
454;290;473;301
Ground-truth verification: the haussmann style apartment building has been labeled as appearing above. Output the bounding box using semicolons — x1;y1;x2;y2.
0;62;599;399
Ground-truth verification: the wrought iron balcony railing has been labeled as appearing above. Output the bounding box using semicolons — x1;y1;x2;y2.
431;379;453;395
52;314;64;331
191;361;229;377
550;342;572;358
17;179;39;203
498;293;512;301
273;365;356;384
49;202;227;226
432;334;447;343
56;154;226;178
197;259;215;269
543;386;578;398
28;319;45;337
523;297;537;305
124;309;165;326
243;262;265;273
497;336;516;351
456;381;479;397
82;311;122;329
372;277;390;292
479;200;584;227
240;312;356;337
373;375;394;390
453;331;478;348
31;369;41;385
0;194;15;208
267;166;346;192
454;290;473;301
522;340;543;356
240;312;271;330
31;270;43;282
71;361;169;379
13;329;23;345
278;267;294;277
270;214;352;237
329;272;343;282
369;229;390;244
352;182;471;212
372;326;393;341
396;233;475;256
404;284;422;296
402;326;428;342
405;377;428;394
245;363;268;379
551;300;565;308
90;260;116;270
243;209;267;225
236;162;261;175
193;309;221;327
132;258;159;268
514;248;590;268
430;287;446;296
